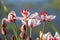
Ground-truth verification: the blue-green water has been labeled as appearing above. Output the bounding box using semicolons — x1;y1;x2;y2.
0;0;60;40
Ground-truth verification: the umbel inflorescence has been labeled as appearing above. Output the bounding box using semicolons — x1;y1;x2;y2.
1;9;59;40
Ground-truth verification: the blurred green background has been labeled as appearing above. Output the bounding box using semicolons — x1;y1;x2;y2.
0;0;60;40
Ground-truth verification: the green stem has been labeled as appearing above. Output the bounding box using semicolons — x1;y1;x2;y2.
4;35;8;40
13;21;18;40
26;21;28;35
48;22;60;34
25;21;28;40
22;38;24;40
42;21;46;33
41;21;46;40
30;27;32;38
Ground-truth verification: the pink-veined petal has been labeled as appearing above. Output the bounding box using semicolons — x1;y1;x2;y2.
44;32;51;40
47;15;56;21
14;17;24;20
33;16;42;21
8;11;16;22
8;14;14;22
21;20;26;25
2;18;9;23
54;32;60;39
28;12;38;19
9;11;16;16
40;11;47;16
40;14;47;21
28;19;41;27
47;33;53;40
2;18;9;27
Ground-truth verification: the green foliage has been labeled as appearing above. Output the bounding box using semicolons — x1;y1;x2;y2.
48;22;60;34
1;0;8;16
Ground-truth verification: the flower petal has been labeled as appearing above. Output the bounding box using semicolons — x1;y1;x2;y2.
21;9;30;18
28;12;39;19
28;19;41;27
44;32;51;40
21;20;26;25
8;11;16;22
47;33;53;40
54;32;60;39
47;15;56;21
14;17;24;20
2;18;9;23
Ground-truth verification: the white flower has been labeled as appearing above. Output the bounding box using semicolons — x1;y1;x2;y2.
28;19;41;27
14;9;40;25
39;31;60;40
40;11;56;21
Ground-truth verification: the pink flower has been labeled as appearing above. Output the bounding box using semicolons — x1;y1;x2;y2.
39;31;60;40
40;11;56;21
28;19;41;27
14;9;39;25
47;32;60;40
2;11;16;27
8;11;16;22
49;37;58;40
21;9;30;18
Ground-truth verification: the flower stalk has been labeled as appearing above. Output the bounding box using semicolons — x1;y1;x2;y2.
4;35;8;40
25;21;28;40
30;27;32;38
41;21;46;40
13;21;18;39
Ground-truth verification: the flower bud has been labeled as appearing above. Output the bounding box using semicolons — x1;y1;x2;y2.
21;9;29;18
20;32;25;39
11;35;16;40
1;27;7;36
20;25;26;32
36;37;39;40
2;20;6;28
21;9;28;16
40;11;47;21
8;11;16;22
26;36;31;40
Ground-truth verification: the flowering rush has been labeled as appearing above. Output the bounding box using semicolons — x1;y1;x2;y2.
40;31;60;40
32;11;56;23
1;9;57;40
2;11;16;27
14;9;41;27
40;11;56;22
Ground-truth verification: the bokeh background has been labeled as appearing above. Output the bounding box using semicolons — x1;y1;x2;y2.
0;0;60;40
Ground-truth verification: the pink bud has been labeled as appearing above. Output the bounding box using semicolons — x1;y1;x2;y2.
21;9;29;18
21;9;28;16
20;32;25;39
1;27;7;36
40;11;47;21
20;25;26;32
40;11;47;16
26;36;31;40
8;11;16;22
11;35;16;40
2;20;6;28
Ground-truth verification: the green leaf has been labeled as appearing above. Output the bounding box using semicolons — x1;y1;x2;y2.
1;0;8;15
48;22;60;34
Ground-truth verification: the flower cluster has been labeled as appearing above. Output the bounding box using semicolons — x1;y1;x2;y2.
1;9;58;40
40;31;60;40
